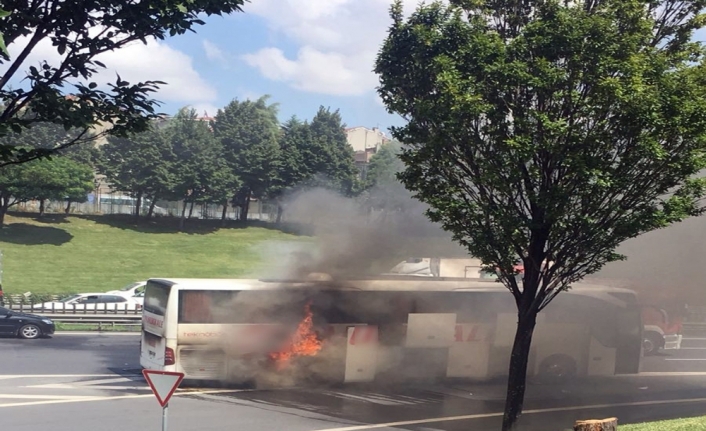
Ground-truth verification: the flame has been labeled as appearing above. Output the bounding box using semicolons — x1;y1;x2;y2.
269;302;322;369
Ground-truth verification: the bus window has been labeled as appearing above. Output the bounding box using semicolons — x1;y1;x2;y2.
144;281;170;316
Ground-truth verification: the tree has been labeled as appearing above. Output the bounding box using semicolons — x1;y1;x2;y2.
14;157;94;216
99;124;173;219
163;107;221;228
213;96;281;221
375;1;706;430
308;107;360;196
0;0;246;166
269;116;312;222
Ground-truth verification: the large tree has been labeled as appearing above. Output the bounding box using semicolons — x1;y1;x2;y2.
163;107;222;228
0;0;246;166
99;124;173;218
213;96;281;221
375;1;706;430
308;107;360;196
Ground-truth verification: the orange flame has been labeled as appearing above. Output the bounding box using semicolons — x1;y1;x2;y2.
269;302;322;369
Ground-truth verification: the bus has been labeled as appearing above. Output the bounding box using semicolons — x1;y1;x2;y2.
139;276;642;385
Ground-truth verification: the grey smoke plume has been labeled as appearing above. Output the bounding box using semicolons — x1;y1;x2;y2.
589;215;706;307
258;185;466;280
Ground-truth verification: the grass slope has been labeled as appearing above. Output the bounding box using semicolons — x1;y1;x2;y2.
0;213;307;296
620;416;706;430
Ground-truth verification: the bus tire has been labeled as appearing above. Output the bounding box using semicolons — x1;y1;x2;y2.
643;331;664;356
537;354;577;383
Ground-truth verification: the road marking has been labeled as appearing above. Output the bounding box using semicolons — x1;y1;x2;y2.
682;337;706;341
635;372;706;376
677;347;706;350
0;389;240;408
311;397;706;431
0;374;133;379
55;332;140;336
0;395;97;400
664;358;706;361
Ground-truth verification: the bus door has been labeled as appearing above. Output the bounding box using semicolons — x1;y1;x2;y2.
344;325;379;382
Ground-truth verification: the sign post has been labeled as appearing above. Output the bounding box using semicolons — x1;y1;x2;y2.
142;370;185;431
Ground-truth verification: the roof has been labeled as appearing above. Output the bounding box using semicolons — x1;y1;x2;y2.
146;277;637;296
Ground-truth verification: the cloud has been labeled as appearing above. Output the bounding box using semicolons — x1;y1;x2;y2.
240;0;419;97
202;39;225;62
3;35;217;106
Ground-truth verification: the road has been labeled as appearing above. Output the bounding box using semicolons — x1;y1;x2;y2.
1;333;706;431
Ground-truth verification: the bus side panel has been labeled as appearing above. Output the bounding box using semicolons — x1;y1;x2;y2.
532;322;590;377
446;324;491;379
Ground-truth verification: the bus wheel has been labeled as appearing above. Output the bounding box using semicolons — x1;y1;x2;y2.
643;332;664;356
538;354;577;383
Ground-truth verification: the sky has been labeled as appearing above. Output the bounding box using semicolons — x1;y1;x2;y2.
3;0;423;137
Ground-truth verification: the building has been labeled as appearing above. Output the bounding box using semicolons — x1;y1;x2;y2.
345;126;390;153
346;126;391;180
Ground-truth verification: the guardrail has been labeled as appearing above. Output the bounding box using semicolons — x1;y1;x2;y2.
7;303;142;315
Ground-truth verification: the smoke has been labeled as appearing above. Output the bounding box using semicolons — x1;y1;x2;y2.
588;215;706;307
257;185;466;280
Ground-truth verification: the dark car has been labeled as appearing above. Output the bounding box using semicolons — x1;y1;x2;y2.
0;306;55;339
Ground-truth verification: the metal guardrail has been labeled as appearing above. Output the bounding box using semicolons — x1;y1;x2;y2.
6;303;142;315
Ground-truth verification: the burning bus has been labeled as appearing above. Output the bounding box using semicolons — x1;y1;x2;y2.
139;276;643;386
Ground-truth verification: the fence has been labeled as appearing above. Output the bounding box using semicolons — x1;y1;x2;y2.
16;198;276;221
6;299;142;315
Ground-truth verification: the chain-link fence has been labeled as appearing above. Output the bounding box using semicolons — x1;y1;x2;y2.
15;197;275;221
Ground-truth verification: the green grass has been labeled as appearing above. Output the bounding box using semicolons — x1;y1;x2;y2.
619;417;706;430
55;322;140;332
0;213;309;296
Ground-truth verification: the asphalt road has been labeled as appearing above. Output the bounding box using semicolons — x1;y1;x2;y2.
1;332;706;431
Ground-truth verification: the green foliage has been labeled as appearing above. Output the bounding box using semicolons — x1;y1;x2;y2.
100;124;174;207
0;9;10;57
376;0;706;306
213;96;281;218
361;141;410;213
376;1;706;428
14;157;94;204
308;106;361;196
0;0;246;165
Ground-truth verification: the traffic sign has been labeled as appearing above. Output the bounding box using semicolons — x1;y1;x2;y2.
142;369;184;407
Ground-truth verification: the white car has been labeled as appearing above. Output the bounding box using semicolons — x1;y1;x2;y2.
33;293;142;312
106;281;147;298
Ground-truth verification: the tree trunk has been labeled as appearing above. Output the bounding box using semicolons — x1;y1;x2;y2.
179;200;187;231
0;199;8;227
147;196;157;219
501;311;538;431
188;200;195;219
239;189;251;221
134;191;143;220
65;200;72;214
220;202;228;226
276;204;284;223
574;418;618;431
38;199;45;217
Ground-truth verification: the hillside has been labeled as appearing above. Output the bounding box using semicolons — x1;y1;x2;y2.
0;213;308;296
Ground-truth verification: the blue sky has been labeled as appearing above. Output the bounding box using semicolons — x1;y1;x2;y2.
3;1;418;137
10;0;704;138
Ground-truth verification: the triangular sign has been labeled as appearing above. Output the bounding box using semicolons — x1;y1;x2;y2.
143;370;185;407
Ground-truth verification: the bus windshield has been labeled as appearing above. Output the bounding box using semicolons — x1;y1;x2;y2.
143;281;170;316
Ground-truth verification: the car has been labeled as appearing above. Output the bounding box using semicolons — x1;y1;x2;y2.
33;293;142;312
0;306;55;339
106;281;147;298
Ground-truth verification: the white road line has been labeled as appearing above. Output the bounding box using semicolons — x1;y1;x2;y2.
682;337;706;341
0;374;132;379
0;389;240;408
54;332;140;336
0;395;97;400
634;372;706;376
676;347;706;350
664;358;706;361
311;397;706;431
